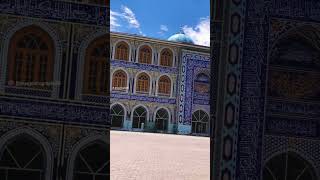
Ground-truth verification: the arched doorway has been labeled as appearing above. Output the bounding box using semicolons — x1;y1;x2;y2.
73;141;109;180
155;108;169;131
132;106;147;129
111;104;125;128
0;134;46;180
192;110;209;135
263;152;317;180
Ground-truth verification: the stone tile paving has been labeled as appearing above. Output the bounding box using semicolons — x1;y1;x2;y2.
111;130;210;180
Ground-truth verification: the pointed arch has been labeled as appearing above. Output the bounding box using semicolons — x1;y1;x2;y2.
154;107;171;131
191;110;209;135
131;104;149;129
67;135;109;180
159;48;173;67
157;75;172;96
138;44;153;64
263;151;317;180
110;102;127;128
1;21;62;96
111;69;128;92
7;25;55;89
83;34;109;95
135;72;151;94
0;127;53;180
114;41;130;61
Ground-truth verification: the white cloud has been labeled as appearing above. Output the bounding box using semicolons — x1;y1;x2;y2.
110;10;121;31
182;17;210;46
158;25;169;36
110;5;143;35
160;25;168;32
121;5;140;29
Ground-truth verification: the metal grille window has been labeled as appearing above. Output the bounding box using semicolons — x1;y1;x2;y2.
0;135;46;180
73;141;109;180
191;110;209;135
132;106;147;129
155;108;169;131
111;104;125;128
263;152;316;180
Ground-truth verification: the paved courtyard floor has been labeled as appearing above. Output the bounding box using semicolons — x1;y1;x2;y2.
111;130;210;180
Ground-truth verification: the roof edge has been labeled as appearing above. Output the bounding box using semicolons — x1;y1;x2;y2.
110;31;210;50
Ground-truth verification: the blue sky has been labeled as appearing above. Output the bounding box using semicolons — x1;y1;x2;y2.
110;0;210;46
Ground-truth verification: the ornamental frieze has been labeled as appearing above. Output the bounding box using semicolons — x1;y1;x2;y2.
111;93;176;104
111;59;178;74
265;117;318;137
0;97;109;125
268;70;320;100
0;0;108;26
267;99;320;118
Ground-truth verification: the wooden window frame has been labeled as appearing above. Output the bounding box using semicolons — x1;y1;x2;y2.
115;42;129;61
136;73;150;94
158;75;171;96
7;26;54;90
138;45;152;64
160;48;173;67
112;70;127;91
83;36;110;95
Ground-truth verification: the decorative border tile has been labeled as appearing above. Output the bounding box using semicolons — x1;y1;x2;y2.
0;0;107;26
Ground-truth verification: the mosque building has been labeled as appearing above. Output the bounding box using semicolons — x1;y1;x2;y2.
110;31;210;136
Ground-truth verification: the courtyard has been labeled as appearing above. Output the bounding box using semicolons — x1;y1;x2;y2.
110;130;210;180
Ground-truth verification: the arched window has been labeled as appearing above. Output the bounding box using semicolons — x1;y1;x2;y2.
114;42;129;61
263;152;316;180
138;45;152;64
155;108;169;131
83;36;109;95
7;26;54;89
136;73;150;93
160;48;173;67
267;28;320;101
112;70;127;91
158;75;171;96
132;106;147;129
194;73;210;93
0;135;46;180
73;141;109;180
192;110;209;134
111;104;125;128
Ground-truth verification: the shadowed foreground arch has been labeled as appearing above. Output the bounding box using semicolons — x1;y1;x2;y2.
263;151;317;180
